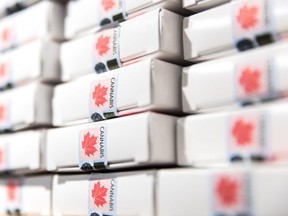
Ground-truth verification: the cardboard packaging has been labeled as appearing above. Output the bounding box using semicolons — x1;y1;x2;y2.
157;167;288;216
47;112;176;172
61;8;184;81
53;172;155;216
0;176;52;216
0;82;53;131
183;0;230;12
0;130;45;174
178;102;288;167
0;0;64;52
184;0;288;61
65;0;187;39
0;39;60;90
53;59;182;126
182;41;288;113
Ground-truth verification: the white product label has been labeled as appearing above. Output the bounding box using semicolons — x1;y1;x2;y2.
212;171;251;215
227;112;267;161
232;0;275;50
0;22;15;52
98;0;126;26
6;179;22;215
88;177;117;216
0;142;7;171
89;71;119;121
0;100;11;131
0;60;13;89
79;125;108;171
92;27;121;74
235;57;274;102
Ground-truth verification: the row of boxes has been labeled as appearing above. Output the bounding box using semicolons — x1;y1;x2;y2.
0;166;288;215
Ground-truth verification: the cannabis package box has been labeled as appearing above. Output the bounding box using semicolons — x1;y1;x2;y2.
0;0;64;52
0;83;53;131
53;59;181;126
61;8;183;81
157;167;288;216
47;112;176;171
65;0;186;39
0;39;60;90
182;41;288;113
0;176;52;216
0;130;45;173
183;0;230;12
52;172;155;215
178;102;288;167
184;0;288;61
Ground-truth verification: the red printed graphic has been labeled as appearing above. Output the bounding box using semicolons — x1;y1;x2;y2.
102;0;115;11
0;148;3;167
232;119;254;146
0;104;6;123
239;67;261;95
1;27;10;44
0;63;7;78
96;35;111;56
7;182;17;202
92;83;108;107
92;181;108;207
216;176;239;207
82;132;97;157
237;4;259;30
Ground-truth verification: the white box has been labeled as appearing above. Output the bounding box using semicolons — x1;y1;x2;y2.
0;39;60;90
178;103;288;166
182;41;288;113
61;8;184;81
183;0;230;12
157;167;288;216
184;0;288;61
0;130;45;173
53;172;155;216
0;82;53;131
53;59;181;126
65;0;186;39
47;112;176;171
0;175;52;216
0;0;40;17
0;0;64;52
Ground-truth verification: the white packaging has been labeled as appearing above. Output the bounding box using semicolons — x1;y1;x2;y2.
0;130;45;173
178;103;288;166
183;0;231;11
61;8;184;81
53;59;181;126
0;0;64;52
52;172;155;216
65;0;186;38
0;175;52;216
182;41;288;113
0;82;53;131
47;112;176;171
184;0;288;61
157;167;288;216
0;39;60;90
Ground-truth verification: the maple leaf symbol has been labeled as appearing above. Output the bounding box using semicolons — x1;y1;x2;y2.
82;132;97;157
216;176;239;206
7;182;16;202
102;0;115;11
0;63;7;78
232;119;254;146
92;181;108;207
92;83;108;107
1;28;10;43
237;4;259;30
96;35;110;56
239;67;261;94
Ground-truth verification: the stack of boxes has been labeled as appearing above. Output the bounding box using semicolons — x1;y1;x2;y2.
0;0;287;215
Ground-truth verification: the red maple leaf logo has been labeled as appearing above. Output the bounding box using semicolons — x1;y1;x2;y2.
7;182;17;202
232;119;254;146
0;63;7;78
92;83;108;107
102;0;115;11
91;181;108;207
216;176;239;206
1;28;10;43
82;132;97;157
239;67;261;94
237;4;259;30
96;35;110;56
